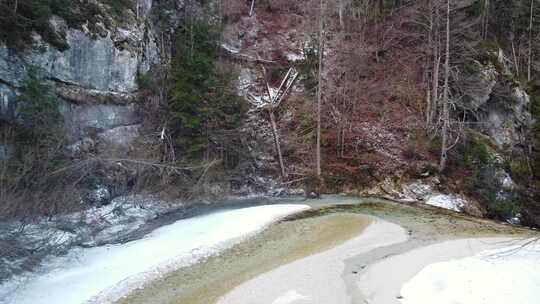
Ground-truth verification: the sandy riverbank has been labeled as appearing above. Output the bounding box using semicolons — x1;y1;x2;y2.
217;217;407;304
217;225;534;304
117;212;374;304
118;200;535;304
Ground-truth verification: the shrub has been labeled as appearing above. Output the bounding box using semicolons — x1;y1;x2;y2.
0;0;54;50
323;174;346;193
508;157;531;184
103;0;132;17
137;71;157;94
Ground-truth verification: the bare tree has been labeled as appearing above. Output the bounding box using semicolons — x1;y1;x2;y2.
316;0;325;178
420;0;443;131
250;0;256;16
481;0;490;40
528;0;535;82
439;0;451;171
338;0;346;30
430;0;442;131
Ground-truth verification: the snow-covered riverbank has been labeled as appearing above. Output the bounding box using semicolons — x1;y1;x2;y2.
356;237;540;304
0;204;309;304
400;241;540;304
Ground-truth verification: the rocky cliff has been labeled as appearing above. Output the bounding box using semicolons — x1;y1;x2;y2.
0;1;158;155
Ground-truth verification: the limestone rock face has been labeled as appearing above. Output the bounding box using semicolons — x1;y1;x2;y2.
457;55;532;152
0;4;161;152
459;65;498;111
60;101;140;142
97;125;141;155
0;16;159;92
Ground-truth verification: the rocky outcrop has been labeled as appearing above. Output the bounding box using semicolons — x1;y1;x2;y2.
0;2;161;154
0;15;158;92
450;49;531;222
56;84;136;105
458;62;498;110
60;101;140;141
355;176;485;216
457;55;532;151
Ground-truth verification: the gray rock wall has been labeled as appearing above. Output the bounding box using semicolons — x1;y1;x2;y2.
60;101;140;141
0;2;162;154
458;57;532;152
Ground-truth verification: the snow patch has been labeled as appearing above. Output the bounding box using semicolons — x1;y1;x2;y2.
221;43;240;54
286;51;305;62
0;204;309;304
425;194;465;212
400;242;540;304
271;290;309;304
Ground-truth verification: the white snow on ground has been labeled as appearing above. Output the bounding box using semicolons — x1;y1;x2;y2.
221;43;240;54
401;242;540;304
425;194;465;212
286;51;305;62
271;290;310;304
0;204;309;304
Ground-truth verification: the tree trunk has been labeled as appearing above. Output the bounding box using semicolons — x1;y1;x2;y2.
250;0;256;17
528;0;534;82
425;78;432;126
431;50;440;129
482;0;489;39
269;110;286;178
426;0;434;127
340;128;345;158
512;40;520;76
338;0;345;30
440;0;450;171
431;1;441;130
316;0;325;178
337;125;342;157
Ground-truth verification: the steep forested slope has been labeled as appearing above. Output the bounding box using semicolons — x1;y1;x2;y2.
0;0;540;227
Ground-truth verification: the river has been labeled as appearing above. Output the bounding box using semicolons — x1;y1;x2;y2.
0;195;538;304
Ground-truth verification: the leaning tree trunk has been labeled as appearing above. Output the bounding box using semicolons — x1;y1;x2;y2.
250;0;256;17
268;110;286;178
